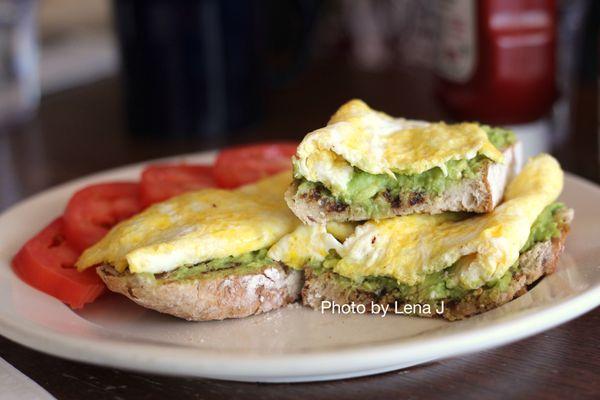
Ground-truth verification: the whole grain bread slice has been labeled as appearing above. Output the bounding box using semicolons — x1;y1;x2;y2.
97;262;302;321
302;207;572;321
286;143;522;224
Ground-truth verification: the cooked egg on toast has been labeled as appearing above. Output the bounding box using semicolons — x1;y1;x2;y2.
77;172;303;321
287;99;522;224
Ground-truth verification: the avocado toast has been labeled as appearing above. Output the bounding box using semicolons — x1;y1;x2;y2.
286;100;521;224
77;172;302;321
301;203;572;320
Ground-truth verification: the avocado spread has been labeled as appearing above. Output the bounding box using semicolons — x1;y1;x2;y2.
157;248;273;283
295;125;516;215
483;125;517;149
308;203;565;304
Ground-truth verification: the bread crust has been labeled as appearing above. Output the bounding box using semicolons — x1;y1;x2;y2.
97;263;302;321
287;144;520;224
302;208;573;321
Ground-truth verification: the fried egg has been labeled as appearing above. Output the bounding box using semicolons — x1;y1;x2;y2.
77;172;299;274
270;154;563;290
294;99;503;195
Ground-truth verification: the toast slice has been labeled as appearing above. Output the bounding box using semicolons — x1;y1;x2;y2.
287;143;522;224
97;262;302;321
301;207;572;321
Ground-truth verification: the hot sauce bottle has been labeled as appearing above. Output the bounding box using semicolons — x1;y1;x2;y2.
436;0;556;125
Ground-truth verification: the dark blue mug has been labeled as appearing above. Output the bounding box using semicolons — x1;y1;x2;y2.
114;0;319;138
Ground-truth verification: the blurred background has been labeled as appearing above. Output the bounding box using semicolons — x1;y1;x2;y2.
0;0;598;209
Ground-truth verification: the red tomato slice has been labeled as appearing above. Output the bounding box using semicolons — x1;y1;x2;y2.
139;164;216;207
213;142;298;188
64;182;142;251
12;218;105;309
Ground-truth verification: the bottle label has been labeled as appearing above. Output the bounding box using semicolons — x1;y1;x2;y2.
437;0;476;83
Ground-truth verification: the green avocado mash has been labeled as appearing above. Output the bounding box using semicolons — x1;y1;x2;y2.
157;248;273;283
521;202;564;253
308;203;565;304
483;125;516;149
295;125;516;216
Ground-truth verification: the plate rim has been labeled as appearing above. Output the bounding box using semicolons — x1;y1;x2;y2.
0;281;597;382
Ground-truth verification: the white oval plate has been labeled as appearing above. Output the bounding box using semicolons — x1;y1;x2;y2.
0;151;599;383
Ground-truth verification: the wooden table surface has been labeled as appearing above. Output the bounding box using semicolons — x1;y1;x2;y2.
0;64;598;399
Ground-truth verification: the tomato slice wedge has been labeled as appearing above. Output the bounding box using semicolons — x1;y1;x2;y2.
12;218;105;309
213;142;298;188
140;164;215;207
64;182;142;251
